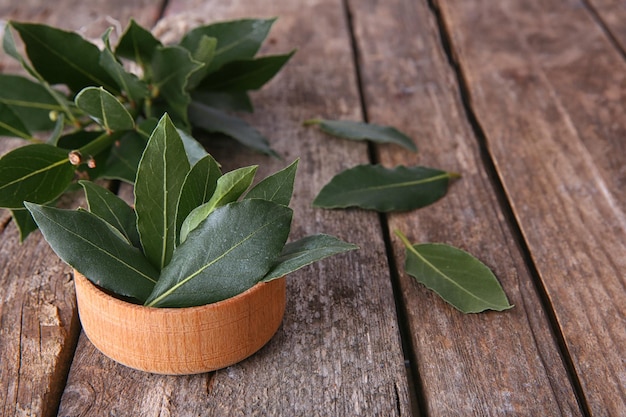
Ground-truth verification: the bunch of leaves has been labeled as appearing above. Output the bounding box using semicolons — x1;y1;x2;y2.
25;114;357;308
0;18;293;239
306;119;512;313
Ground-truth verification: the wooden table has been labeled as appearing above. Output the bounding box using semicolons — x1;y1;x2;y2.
1;0;624;415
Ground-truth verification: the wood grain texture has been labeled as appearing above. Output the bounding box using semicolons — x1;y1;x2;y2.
59;0;412;415
586;0;626;50
435;0;626;414
0;2;164;417
347;0;583;415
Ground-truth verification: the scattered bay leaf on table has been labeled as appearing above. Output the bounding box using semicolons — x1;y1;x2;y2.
304;119;417;152
262;234;359;282
313;164;459;212
135;114;190;270
24;202;158;303
145;199;292;308
396;231;513;313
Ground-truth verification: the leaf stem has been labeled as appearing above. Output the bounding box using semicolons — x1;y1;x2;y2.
302;118;321;126
75;131;123;160
394;229;414;250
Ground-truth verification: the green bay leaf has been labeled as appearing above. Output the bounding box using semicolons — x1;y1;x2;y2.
197;52;295;91
80;181;141;248
176;154;222;242
145;199;292;308
262;234;358;282
135;114;191;269
25;202;158;302
0;144;74;209
0;74;60;133
397;231;513;313
313;164;459;212
188;101;278;157
115;19;162;75
305;119;417;152
75;87;135;132
179;18;276;75
0;102;31;139
151;45;203;128
10;22;118;94
245;159;298;206
186;35;218;90
179;165;257;242
99;46;149;105
190;90;253;113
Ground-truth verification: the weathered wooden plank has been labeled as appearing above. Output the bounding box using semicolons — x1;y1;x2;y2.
586;0;626;51
0;2;163;417
346;0;583;415
435;0;626;415
59;0;412;415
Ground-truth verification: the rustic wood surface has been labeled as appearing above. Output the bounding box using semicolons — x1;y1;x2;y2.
0;0;624;415
347;0;583;415
435;0;626;415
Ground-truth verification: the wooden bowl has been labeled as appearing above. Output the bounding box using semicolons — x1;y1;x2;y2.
73;271;286;375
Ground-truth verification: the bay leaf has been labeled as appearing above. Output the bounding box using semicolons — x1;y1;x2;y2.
179;18;276;74
100;130;148;183
188;101;278;156
0;144;74;209
304;119;417;152
244;159;298;206
10;22;118;94
145;199;292;308
177;128;209;165
25;202;158;302
0;102;31;139
262;234;358;282
0;74;60;134
313;164;459;212
151;45;203;128
185;35;217;90
80;181;141;248
179;165;257;242
99;44;149;106
197;52;295;91
115;19;162;75
176;154;222;242
75;87;135;132
396;231;513;313
190;90;253;113
135;114;190;269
